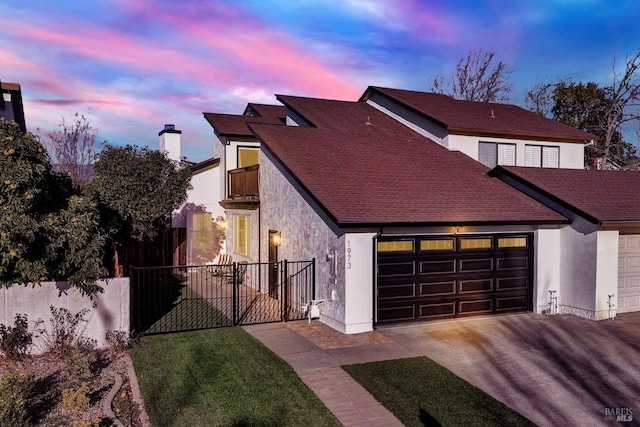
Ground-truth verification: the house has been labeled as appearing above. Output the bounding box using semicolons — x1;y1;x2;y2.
1;80;26;133
360;86;592;169
161;124;225;266
202;87;636;333
489;166;640;317
202;103;286;265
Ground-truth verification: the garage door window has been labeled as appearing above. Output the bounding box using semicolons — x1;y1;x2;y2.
420;238;454;251
498;237;527;248
378;240;414;252
460;238;492;250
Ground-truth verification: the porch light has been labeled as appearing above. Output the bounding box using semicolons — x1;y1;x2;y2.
272;232;282;246
218;219;228;230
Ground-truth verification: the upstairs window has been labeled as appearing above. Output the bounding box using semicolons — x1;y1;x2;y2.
238;147;259;168
478;142;515;168
525;145;559;168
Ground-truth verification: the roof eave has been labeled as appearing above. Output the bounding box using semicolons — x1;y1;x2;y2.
449;127;595;144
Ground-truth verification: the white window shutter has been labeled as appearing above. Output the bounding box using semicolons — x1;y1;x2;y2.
524;145;541;167
542;146;559;168
498;144;515;166
478;142;497;168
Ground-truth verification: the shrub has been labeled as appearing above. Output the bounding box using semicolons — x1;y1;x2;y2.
112;382;140;426
0;367;35;427
35;306;96;355
62;383;90;412
64;348;93;389
0;313;31;359
105;330;130;353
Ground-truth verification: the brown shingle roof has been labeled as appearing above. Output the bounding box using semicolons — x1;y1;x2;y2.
250;96;567;226
244;103;285;121
492;166;640;223
203;109;284;137
362;86;597;143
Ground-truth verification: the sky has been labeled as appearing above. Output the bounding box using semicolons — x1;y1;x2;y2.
1;0;639;161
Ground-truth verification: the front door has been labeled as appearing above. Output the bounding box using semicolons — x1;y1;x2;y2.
268;230;279;299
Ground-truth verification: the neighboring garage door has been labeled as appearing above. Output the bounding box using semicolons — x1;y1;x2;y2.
618;235;640;313
376;234;532;324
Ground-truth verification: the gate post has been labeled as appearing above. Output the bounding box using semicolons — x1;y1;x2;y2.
311;258;316;300
283;260;289;321
232;262;238;326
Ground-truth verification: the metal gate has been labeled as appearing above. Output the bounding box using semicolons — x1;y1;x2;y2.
130;259;315;335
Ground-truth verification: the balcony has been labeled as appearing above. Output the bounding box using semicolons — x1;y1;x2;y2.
220;165;260;210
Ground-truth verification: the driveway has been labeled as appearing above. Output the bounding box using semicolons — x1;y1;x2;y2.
247;313;640;426
378;313;640;427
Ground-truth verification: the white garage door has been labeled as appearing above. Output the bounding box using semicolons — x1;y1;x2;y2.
618;235;640;313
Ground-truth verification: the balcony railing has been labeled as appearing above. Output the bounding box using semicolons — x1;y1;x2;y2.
227;165;259;199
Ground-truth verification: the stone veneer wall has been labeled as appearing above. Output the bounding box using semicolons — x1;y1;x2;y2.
259;150;348;330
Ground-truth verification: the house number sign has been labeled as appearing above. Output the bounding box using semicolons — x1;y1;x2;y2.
347;239;352;270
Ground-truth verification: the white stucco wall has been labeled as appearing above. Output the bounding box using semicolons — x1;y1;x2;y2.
595;230;618;319
534;228;562;314
0;278;130;354
448;134;584;169
344;233;376;333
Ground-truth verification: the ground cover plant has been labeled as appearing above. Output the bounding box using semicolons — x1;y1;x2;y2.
343;357;536;427
0;307;138;426
131;327;340;427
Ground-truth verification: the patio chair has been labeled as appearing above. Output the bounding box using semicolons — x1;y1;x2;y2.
209;254;232;276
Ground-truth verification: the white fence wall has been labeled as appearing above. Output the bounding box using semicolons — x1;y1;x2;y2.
0;278;130;353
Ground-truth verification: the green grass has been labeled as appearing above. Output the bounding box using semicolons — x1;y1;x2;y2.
131;327;340;427
343;357;536;427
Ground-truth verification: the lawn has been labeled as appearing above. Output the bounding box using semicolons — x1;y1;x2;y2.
343;357;536;427
131;327;340;427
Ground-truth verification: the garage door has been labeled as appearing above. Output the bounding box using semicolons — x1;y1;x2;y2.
618;235;640;313
376;234;532;324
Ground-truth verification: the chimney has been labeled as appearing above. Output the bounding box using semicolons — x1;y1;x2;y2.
159;124;182;161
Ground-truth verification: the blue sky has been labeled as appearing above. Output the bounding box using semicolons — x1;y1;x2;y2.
1;0;638;160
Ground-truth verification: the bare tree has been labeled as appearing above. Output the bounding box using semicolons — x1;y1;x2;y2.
524;81;556;116
43;113;98;190
599;50;640;169
431;49;513;102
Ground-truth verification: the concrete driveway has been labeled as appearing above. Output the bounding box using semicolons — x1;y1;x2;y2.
378;313;640;427
247;313;640;426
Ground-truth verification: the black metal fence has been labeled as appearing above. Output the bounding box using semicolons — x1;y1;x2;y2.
130;259;315;335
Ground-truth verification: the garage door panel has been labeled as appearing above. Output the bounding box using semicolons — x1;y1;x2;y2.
496;295;528;311
618;235;640;313
418;302;456;319
459;299;493;315
420;259;456;274
419;281;456;296
459;278;493;293
378;305;415;322
459;258;493;272
378;283;415;299
378;262;414;276
497;276;528;290
497;256;528;270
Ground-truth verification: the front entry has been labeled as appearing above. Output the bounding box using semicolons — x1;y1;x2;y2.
268;230;280;299
376;233;533;324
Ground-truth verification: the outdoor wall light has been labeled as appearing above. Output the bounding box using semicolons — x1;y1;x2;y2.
272;231;282;246
218;219;228;230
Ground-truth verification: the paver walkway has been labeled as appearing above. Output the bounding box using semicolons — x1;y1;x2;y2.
245;312;640;427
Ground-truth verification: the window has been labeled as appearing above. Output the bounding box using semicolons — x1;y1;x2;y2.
420;238;454;251
498;237;527;248
238;147;259;168
377;240;414;252
192;213;213;248
478;142;515;168
524;145;559;168
460;238;492;250
233;215;250;256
